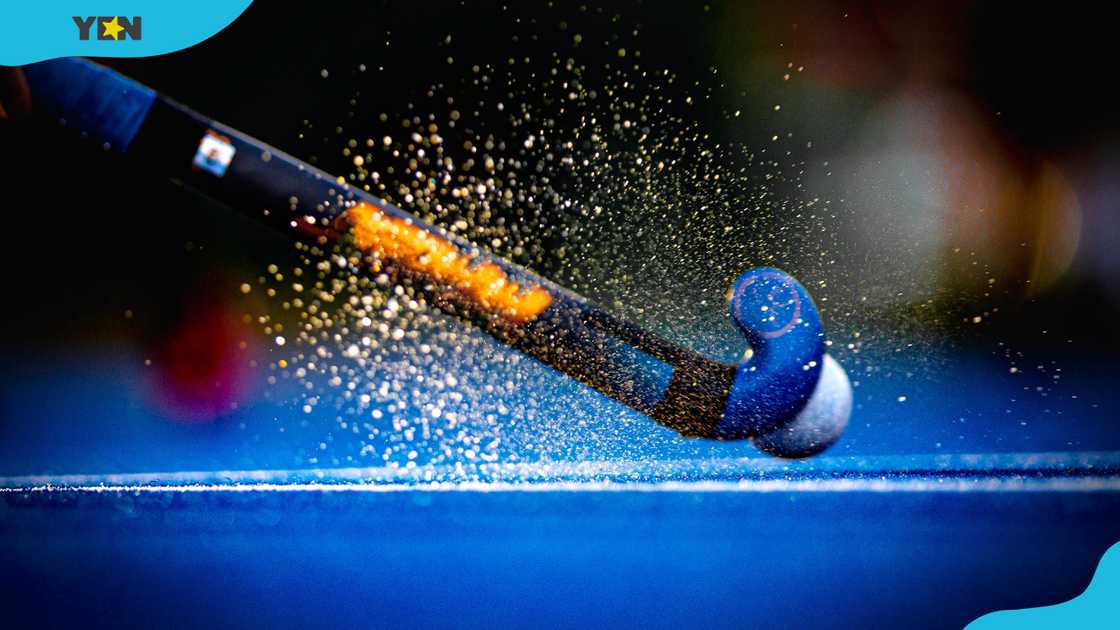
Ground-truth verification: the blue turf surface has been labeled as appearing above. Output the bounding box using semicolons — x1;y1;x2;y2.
2;330;1119;628
3;483;1119;629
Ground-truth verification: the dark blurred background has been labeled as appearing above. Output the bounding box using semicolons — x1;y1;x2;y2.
1;1;1118;472
3;1;1118;343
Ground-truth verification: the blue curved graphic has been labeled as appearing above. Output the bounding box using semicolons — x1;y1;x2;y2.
967;541;1120;628
1;2;253;65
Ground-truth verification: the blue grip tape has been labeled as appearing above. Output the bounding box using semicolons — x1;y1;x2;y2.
23;57;155;152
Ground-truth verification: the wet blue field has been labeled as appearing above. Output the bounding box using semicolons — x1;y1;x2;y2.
3;480;1119;629
2;340;1120;628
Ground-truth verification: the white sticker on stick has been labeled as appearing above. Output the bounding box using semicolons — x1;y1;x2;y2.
193;130;236;176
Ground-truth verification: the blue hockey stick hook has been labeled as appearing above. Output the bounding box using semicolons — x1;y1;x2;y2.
720;268;852;457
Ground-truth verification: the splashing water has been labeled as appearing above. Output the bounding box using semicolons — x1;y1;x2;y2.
233;5;1028;468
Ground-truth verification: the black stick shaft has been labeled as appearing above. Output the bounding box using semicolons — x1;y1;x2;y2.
27;59;737;436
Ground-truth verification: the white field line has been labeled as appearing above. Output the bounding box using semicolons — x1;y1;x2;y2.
3;451;1120;493
3;477;1120;495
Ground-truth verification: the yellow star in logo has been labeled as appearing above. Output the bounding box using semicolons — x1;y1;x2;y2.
101;16;124;40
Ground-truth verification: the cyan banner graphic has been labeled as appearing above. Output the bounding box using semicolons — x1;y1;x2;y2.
1;2;254;65
968;542;1120;628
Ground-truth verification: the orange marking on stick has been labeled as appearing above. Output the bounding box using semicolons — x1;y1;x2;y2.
347;202;552;323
